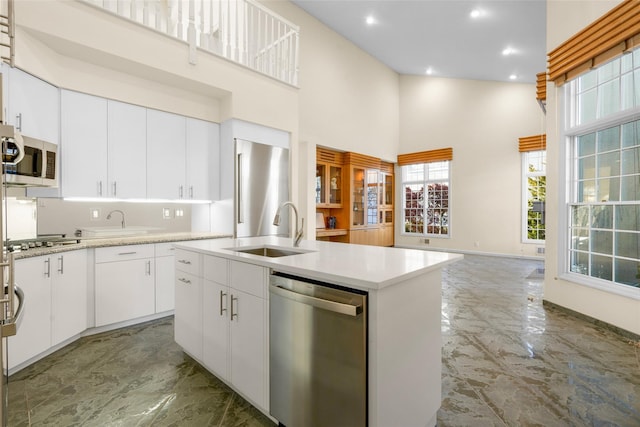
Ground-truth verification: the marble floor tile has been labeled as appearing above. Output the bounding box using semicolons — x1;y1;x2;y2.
6;255;640;426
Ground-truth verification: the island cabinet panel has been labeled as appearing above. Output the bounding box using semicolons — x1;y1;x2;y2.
154;243;176;313
174;249;203;360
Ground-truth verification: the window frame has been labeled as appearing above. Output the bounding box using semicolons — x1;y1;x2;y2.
522;150;547;243
560;50;640;299
401;161;451;238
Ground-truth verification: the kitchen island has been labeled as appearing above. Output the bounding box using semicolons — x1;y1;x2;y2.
174;236;463;427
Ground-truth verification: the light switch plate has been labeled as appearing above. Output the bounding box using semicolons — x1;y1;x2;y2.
163;208;172;219
90;208;101;220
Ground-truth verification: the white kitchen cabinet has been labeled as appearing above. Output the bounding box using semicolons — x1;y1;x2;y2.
8;256;53;370
174;249;202;360
4;65;59;143
202;255;229;380
61;90;108;198
95;245;155;327
9;250;88;370
107;100;147;198
51;250;88;346
228;260;268;409
186;118;219;200
147;109;186;199
155;242;176;313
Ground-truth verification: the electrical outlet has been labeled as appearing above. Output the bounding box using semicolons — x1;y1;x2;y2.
90;208;101;220
537;247;545;254
424;238;430;244
162;208;172;219
175;208;184;217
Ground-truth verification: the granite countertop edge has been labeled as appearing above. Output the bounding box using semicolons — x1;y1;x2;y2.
10;232;232;260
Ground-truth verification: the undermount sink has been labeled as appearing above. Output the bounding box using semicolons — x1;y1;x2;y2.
226;246;311;258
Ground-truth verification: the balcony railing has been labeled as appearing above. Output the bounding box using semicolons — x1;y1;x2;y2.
83;0;299;86
0;0;14;66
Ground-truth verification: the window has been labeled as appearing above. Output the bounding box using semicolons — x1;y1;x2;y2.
523;150;546;242
565;47;640;289
402;161;450;236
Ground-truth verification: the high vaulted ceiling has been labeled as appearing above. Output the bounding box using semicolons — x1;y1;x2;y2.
291;0;547;83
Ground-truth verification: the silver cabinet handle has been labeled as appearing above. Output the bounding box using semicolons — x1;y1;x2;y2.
179;185;184;199
178;277;191;284
15;113;22;131
113;181;117;197
44;258;50;278
177;259;191;265
189;185;194;199
118;251;137;256
58;255;64;274
219;290;227;316
230;294;238;320
98;181;103;196
146;260;151;276
270;284;363;316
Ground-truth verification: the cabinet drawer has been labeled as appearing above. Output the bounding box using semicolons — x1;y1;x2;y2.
95;244;154;263
175;249;201;275
204;255;228;284
230;261;266;298
155;242;177;257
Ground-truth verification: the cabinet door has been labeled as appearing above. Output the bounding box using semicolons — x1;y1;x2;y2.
147;109;186;199
51;250;88;346
6;66;60;143
203;279;229;380
8;257;52;370
95;258;155;326
229;288;266;409
175;271;202;360
61;90;108;198
352;167;365;226
155;255;175;313
186;118;218;201
108;100;147;198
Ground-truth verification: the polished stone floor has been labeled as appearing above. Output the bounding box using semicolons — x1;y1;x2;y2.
7;255;640;426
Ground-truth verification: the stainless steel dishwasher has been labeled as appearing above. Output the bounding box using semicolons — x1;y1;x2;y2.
269;272;367;427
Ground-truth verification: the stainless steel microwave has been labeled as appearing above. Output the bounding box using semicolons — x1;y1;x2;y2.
1;125;58;187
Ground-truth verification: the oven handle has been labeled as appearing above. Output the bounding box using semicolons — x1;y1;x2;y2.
270;284;362;316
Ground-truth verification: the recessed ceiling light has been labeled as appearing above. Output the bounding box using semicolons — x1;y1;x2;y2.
502;47;517;56
509;74;518;80
426;67;434;75
365;15;376;25
470;9;481;18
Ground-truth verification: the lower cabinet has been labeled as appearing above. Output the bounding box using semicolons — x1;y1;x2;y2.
95;244;155;327
175;251;268;411
9;250;87;370
155;243;176;313
350;227;380;245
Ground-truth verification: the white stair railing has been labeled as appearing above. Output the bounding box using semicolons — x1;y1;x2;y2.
84;0;299;86
0;0;14;66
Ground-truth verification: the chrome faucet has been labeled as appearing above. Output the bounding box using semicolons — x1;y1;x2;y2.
273;201;304;247
107;209;126;229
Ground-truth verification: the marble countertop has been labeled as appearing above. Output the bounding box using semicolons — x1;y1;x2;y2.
174;236;463;291
10;232;231;260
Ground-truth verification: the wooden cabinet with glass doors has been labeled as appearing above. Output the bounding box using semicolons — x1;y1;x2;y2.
316;148;348;242
378;162;394;247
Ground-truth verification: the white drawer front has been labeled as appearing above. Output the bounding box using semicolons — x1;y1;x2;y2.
155;242;177;257
95;244;154;263
230;260;266;298
175;249;201;275
203;255;228;285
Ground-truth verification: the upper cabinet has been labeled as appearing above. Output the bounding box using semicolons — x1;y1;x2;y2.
61;90;109;198
186;117;220;201
108;100;147;199
4;66;59;143
316;148;343;208
147;109;186;200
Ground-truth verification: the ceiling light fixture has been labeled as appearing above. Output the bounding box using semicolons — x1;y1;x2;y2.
470;9;481;18
426;67;433;75
365;15;376;25
502;47;515;56
509;74;518;80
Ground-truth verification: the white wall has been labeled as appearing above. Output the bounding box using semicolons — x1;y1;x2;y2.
395;76;545;257
544;0;640;335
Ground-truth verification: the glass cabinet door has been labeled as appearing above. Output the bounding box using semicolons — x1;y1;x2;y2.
352;167;365;226
384;174;393;206
367;170;379;225
329;165;342;205
316;164;326;204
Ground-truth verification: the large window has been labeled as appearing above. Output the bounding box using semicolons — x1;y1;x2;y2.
566;47;640;289
523;150;546;242
402;161;450;236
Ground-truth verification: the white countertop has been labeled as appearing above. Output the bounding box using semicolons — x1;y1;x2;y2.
174;236;463;291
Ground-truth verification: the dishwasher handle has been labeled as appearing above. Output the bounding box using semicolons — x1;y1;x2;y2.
270;284;362;317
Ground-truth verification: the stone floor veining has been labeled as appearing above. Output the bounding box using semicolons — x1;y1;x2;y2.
7;255;640;426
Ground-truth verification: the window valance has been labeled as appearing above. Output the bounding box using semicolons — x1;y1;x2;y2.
397;148;453;166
